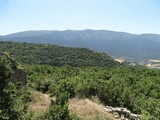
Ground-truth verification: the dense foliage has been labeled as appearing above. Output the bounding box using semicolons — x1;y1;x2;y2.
0;57;32;120
1;41;160;120
0;41;118;67
42;92;79;120
23;64;160;120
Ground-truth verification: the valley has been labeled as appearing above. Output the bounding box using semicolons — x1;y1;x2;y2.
115;57;160;69
1;0;160;119
0;41;160;119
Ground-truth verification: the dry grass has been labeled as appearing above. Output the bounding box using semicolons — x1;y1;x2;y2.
28;91;116;120
28;91;51;119
69;98;115;120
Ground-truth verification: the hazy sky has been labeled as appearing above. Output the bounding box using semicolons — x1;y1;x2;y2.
0;0;160;35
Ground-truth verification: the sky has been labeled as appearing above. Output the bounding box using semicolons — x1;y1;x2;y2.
0;0;160;35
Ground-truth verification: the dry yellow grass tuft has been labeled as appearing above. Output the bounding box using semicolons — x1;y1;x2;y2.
28;91;116;120
69;98;115;120
28;91;51;119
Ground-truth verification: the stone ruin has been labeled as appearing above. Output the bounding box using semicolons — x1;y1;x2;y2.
104;106;141;120
0;52;27;86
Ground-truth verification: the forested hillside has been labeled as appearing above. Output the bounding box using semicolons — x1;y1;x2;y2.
1;30;160;61
23;64;160;120
0;56;31;119
0;41;118;67
0;41;160;120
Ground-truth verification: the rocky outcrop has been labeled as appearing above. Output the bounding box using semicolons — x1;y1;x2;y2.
11;68;27;86
0;52;27;85
104;106;141;120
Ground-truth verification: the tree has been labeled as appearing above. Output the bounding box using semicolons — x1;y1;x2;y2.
0;57;12;119
43;92;72;120
0;57;32;120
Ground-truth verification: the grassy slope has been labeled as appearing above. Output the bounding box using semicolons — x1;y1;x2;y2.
29;91;51;119
69;98;116;120
29;91;116;120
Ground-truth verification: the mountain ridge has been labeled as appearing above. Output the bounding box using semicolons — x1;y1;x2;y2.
1;29;160;61
2;29;160;36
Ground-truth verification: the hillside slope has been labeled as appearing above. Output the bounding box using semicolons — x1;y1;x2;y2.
0;41;118;67
29;91;116;120
69;98;115;120
1;30;160;61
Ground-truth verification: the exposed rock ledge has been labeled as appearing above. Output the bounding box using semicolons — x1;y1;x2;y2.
104;106;141;120
0;52;27;85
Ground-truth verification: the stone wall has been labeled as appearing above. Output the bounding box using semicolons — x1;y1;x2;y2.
104;106;141;120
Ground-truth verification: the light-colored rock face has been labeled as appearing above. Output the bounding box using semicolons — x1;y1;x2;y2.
104;106;141;120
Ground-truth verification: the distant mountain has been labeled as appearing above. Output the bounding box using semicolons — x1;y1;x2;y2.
0;41;118;67
1;30;160;61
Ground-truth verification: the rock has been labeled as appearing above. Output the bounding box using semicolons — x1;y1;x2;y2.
111;107;117;113
121;114;125;120
113;112;120;118
104;107;112;113
116;107;123;112
122;108;131;114
11;69;27;86
0;52;27;86
104;105;141;120
130;113;141;120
